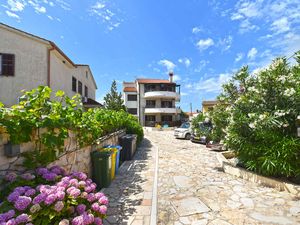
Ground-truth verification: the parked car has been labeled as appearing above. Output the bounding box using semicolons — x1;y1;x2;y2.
191;119;213;144
174;122;192;140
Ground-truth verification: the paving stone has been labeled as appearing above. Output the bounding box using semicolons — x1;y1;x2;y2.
172;197;210;216
191;219;208;225
173;176;192;188
240;197;254;208
250;212;293;224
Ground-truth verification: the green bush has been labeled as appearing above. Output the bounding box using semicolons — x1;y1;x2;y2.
220;53;300;178
0;87;143;169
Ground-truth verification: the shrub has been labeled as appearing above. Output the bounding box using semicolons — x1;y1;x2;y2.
0;86;143;169
221;54;300;177
0;166;108;225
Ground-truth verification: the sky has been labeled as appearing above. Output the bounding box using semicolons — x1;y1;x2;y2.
1;0;300;112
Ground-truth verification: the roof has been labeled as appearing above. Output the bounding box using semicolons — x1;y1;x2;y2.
123;87;137;92
0;23;97;89
202;100;219;106
83;98;103;107
136;79;174;84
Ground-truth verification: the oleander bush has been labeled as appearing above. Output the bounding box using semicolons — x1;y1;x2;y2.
215;52;300;178
0;166;108;225
0;86;143;169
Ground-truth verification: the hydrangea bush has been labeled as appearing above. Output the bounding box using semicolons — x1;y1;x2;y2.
0;166;108;225
216;53;300;178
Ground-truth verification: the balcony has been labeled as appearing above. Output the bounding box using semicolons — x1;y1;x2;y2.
144;91;180;101
144;107;180;114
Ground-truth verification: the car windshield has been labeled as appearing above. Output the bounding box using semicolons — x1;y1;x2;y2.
180;123;190;128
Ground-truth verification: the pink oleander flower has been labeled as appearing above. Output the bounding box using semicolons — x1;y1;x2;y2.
36;168;48;176
32;193;46;204
71;215;83;225
14;196;31;211
95;192;104;200
44;194;56;205
69;189;81;198
76;204;86;215
24;189;36;197
94;217;103;225
15;213;29;224
7;192;20;203
98;196;108;205
91;202;100;212
99;205;107;215
54;201;64;212
87;193;95;202
5;172;17;182
21;173;35;181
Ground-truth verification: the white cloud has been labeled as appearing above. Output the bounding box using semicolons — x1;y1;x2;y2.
173;75;181;82
189;73;231;93
218;35;233;51
247;47;258;60
192;26;202;34
5;10;20;19
235;53;244;62
93;2;105;9
158;59;176;71
194;60;209;73
47;15;53;20
196;38;214;51
7;0;26;12
178;58;191;67
271;17;290;34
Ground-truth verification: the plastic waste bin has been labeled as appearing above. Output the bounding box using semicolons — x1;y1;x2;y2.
91;150;112;189
119;134;137;161
104;147;117;180
105;145;122;174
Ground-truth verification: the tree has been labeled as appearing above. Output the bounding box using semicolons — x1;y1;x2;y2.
103;80;126;111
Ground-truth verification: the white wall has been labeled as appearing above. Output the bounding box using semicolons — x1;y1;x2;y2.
50;52;96;100
0;27;48;106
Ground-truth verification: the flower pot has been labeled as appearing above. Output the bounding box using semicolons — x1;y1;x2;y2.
4;142;20;157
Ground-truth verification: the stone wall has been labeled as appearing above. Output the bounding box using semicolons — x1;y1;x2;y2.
0;130;125;177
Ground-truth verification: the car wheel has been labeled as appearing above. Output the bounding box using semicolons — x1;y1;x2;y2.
185;133;191;140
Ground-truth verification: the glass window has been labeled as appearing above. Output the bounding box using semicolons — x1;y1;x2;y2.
127;94;137;101
72;77;77;92
84;85;88;98
127;108;137;115
145;115;156;121
161;115;172;122
0;53;15;76
78;81;82;95
146;100;156;108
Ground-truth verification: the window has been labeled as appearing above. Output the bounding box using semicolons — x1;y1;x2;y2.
162;115;172;122
86;71;88;79
145;115;156;121
146;100;156;108
84;85;88;98
78;81;82;95
127;94;137;101
127;108;137;115
0;53;15;76
72;77;77;92
161;101;173;108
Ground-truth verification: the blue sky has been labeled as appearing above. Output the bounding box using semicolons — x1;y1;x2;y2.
1;0;300;112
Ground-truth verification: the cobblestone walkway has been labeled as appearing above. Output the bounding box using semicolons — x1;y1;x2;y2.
103;138;156;225
146;130;300;225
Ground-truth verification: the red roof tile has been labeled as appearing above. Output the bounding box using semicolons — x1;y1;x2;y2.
123;87;137;92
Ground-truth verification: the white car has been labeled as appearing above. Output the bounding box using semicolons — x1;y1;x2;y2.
174;122;192;139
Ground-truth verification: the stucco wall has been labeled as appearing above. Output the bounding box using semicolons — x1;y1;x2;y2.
49;52;96;101
0;27;48;106
0;130;125;177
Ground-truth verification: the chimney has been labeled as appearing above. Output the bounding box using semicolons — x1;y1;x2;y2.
169;71;174;83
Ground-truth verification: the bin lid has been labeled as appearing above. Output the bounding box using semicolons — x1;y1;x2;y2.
91;150;112;158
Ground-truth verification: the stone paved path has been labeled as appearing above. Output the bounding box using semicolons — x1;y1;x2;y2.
147;130;300;225
103;129;300;225
103;137;156;225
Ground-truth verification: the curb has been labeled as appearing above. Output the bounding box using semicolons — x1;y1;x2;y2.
150;145;159;225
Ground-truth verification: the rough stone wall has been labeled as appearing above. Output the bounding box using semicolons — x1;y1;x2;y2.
0;130;125;176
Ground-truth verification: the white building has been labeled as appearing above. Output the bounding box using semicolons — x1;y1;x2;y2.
123;73;181;127
0;23;101;108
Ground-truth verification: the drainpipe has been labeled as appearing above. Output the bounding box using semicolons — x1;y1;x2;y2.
47;46;55;87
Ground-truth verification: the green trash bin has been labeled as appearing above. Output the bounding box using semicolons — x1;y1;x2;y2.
91;150;112;189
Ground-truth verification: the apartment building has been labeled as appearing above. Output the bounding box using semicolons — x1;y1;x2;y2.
123;73;181;126
0;23;101;108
